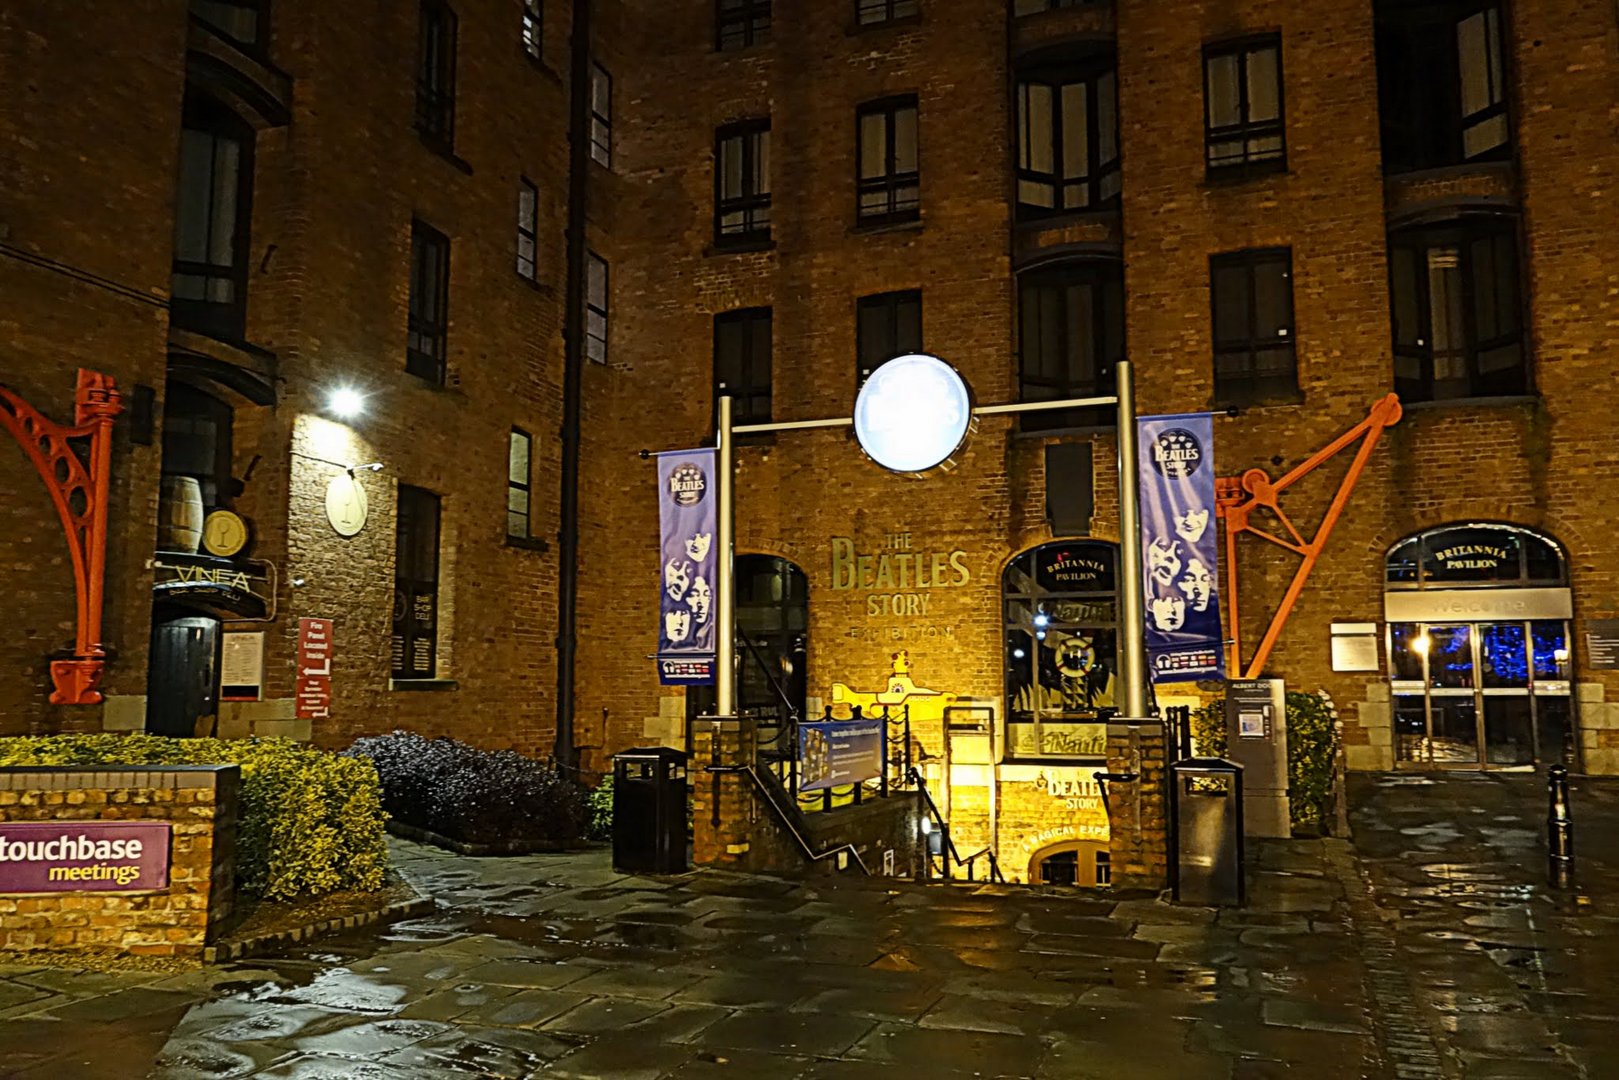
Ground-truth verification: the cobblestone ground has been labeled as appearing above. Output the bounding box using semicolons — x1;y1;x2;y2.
0;772;1612;1079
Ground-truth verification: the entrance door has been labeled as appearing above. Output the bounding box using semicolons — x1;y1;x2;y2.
146;610;221;737
1391;618;1571;768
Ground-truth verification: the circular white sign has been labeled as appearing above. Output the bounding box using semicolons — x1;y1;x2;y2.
853;353;973;474
325;472;369;537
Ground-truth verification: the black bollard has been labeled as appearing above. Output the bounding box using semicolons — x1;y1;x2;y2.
1547;764;1574;888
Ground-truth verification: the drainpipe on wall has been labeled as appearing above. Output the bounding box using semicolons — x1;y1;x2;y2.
554;0;593;774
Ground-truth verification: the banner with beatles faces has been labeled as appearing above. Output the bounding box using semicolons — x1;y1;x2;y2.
656;449;718;685
1136;413;1226;684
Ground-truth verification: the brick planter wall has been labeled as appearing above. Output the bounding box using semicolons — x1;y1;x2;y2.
0;766;239;958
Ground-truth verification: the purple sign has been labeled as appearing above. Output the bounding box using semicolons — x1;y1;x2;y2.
1137;413;1226;683
656;449;718;686
0;822;171;893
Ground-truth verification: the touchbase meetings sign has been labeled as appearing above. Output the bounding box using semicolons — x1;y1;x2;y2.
0;822;171;893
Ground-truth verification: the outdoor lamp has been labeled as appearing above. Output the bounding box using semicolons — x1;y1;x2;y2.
327;386;366;419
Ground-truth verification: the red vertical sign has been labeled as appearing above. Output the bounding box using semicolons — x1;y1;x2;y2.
295;618;334;720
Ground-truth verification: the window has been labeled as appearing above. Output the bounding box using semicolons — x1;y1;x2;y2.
408;220;450;383
171;95;255;342
856;97;920;225
522;0;542;59
517;179;539;280
714;307;772;426
1210;248;1297;404
717;0;771;51
1389;217;1526;401
590;62;612;167
1017;260;1123;430
1376;2;1509;173
857;290;922;384
586;252;609;363
393;485;441;680
1016;54;1120;217
1015;0;1098;14
415;0;457;149
160;383;234;515
1203;36;1284;177
507;429;532;538
715;121;771;246
191;0;267;50
857;0;918;24
1004;541;1119;760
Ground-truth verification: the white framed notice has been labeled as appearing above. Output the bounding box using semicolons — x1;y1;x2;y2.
1330;623;1379;672
220;631;265;701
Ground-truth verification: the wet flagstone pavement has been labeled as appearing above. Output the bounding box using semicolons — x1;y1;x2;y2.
0;772;1615;1078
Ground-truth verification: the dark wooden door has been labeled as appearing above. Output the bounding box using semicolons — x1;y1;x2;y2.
146;610;220;737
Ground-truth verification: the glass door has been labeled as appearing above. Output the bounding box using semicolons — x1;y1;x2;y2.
1391;619;1575;769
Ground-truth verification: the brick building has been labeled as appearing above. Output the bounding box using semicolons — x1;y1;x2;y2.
3;1;1618;887
571;0;1619;883
2;0;574;755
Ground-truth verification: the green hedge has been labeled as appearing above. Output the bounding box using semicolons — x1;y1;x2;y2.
1189;690;1341;831
0;734;388;900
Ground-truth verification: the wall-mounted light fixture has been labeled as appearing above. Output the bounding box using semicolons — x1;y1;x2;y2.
327;386;366;419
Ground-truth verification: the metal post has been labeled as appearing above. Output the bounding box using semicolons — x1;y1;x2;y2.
716;395;736;718
1115;358;1148;718
1548;764;1574;888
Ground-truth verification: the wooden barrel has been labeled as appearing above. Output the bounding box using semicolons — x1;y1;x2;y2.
157;475;204;554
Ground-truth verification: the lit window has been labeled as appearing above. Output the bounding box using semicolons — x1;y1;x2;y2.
589;62;612;167
507;429;532;538
517;179;538;280
586;252;609;364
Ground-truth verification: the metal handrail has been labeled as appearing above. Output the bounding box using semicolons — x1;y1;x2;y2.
906;766;1005;884
745;763;871;875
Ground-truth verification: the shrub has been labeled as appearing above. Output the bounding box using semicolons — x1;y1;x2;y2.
345;731;588;849
0;734;388;900
587;774;614;842
1184;690;1341;831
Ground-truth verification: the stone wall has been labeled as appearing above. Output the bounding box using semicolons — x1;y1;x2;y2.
0;766;239;958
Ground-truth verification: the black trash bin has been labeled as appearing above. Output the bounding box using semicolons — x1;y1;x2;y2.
1169;758;1244;906
612;747;688;874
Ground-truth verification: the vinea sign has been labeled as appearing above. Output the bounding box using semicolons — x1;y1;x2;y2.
0;822;171;893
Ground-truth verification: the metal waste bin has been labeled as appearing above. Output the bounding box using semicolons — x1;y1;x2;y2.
612;747;688;874
1169;758;1244;905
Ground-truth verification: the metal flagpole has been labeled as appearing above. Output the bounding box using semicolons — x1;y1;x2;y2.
1114;359;1148;718
715;395;736;717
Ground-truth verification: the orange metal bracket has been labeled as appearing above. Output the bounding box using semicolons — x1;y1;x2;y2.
0;370;124;704
1216;393;1402;680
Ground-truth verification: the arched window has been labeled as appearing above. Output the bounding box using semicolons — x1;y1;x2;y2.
1385;522;1565;589
1004;540;1117;759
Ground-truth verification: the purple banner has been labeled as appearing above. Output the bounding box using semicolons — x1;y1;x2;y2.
656;449;718;686
1137;413;1226;684
0;822;172;893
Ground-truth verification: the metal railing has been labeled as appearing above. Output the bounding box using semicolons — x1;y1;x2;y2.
908;766;1005;884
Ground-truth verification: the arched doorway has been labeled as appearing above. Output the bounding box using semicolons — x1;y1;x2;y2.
1385;523;1574;768
687;555;808;734
1003;540;1118;760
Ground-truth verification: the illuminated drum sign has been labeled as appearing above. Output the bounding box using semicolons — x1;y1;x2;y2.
853;354;973;474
